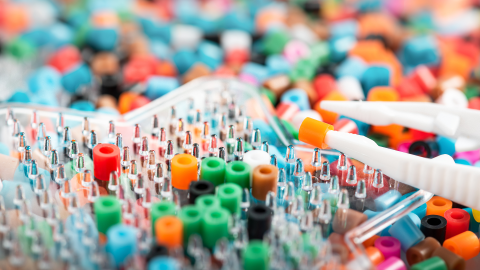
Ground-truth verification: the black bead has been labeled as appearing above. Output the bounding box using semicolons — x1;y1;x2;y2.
145;244;168;263
247;205;272;240
421;215;447;244
409;141;432;158
188;180;215;204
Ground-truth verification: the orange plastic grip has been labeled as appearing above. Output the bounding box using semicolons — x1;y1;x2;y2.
298;117;334;149
426;196;453;217
443;231;480;260
155;216;183;248
171;154;198;190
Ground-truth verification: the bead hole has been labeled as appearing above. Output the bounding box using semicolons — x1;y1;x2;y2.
451;212;464;219
223;187;235;194
207;160;220;168
99;146;114;154
259;168;271;174
178;157;192;165
433;200;445;207
381;240;394;247
211;212;221;218
427;218;441;226
231;164;245;172
195;183;209;190
102;200;114;207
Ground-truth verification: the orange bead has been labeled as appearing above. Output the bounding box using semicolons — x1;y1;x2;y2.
214;65;236;77
371;124;404;138
171;154;198;190
298;117;334;149
363;235;381;248
0;4;29;34
155;216;183;248
156;61;177;77
443;231;480;260
439;52;471;80
313;74;336;100
366;246;385;266
255;8;286;33
314;91;348;124
91;11;119;28
426;196;453;217
129;95;150;111
367;86;399;101
118;92;140;114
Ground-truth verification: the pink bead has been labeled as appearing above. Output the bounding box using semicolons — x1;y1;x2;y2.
397;142;411;153
238;73;258;86
455;150;480;164
374;237;401;259
283;40;310;65
276;102;300;121
376;257;406;270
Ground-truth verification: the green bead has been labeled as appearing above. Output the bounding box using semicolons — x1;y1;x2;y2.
367;133;389;148
150;201;176;234
225;161;251;189
263;31;290;55
465;84;480;100
74;22;90;47
217;183;242;214
201;207;230;248
243;241;270;270
6;38;36;60
411;256;447;270
200;157;226;187
310;42;330;67
19;220;53;255
244;142;253;151
178;205;203;246
281;120;299;140
94;196;122;235
261;88;277;105
196;195;221;210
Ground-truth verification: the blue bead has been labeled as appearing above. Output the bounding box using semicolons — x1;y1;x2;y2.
49;23;74;49
281;89;310;111
399;191;427;219
338;116;370;136
7;91;30;103
173;49;197;74
242;62;269;83
252;119;278;145
380;224;392;236
28;66;61;94
364;209;379;220
454;158;471;166
407;213;421;228
139;18;171;43
388;215;425;251
70;100;95;112
150;40;172;60
336;57;367;80
357;0;382;12
21;28;51;48
194;15;220;34
145;76;180;100
198;41;223;70
266;54;291;75
436;136;456;156
330;20;358;39
61;64;93;94
174;0;199;24
31;92;59;107
87;28;118;51
400;36;440;68
475;161;480;168
107;225;138;266
361;66;391;94
269;145;286;169
374;190;402;211
328;36;356;63
67;10;90;29
463;208;479;233
0;142;9;155
222;11;255;34
148;257;180;270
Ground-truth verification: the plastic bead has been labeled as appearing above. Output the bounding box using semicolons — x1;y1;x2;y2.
216;183;242;214
376;256;406;270
196;195;221;210
94;196;122;235
155;216;183;248
281;89;310;111
443;231;480;260
188;181;215;204
178;206;202;246
151;201;176;235
410;256;447;270
200;157;226;187
201;207;230;249
148;257;180;270
375;236;401;259
431;247;466;270
388;215;425;251
426;196;452;217
374;190;402;212
421;215;447;244
406;237;441;265
462;208;480;233
171;154;198;190
366;246;385;266
444;208;470;239
107;225;137;266
243;241;270;270
361;66;391;95
225;161;251;189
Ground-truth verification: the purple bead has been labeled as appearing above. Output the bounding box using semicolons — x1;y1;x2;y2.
374;236;401;259
455;149;480;164
376;257;407;270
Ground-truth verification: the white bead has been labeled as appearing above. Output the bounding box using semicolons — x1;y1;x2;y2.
337;76;365;100
436;88;468;108
220;30;251;52
289;24;318;45
171;24;203;50
291;110;322;130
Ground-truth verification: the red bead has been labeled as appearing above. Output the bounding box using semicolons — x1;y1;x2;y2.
468;97;480;110
313;74;336;100
130;95;151;111
395;78;423;98
333;118;358;134
444;208;470;240
276;102;300;121
225;49;249;66
47;45;82;73
123;56;158;84
411;129;435;141
93;144;121;181
409;65;437;94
